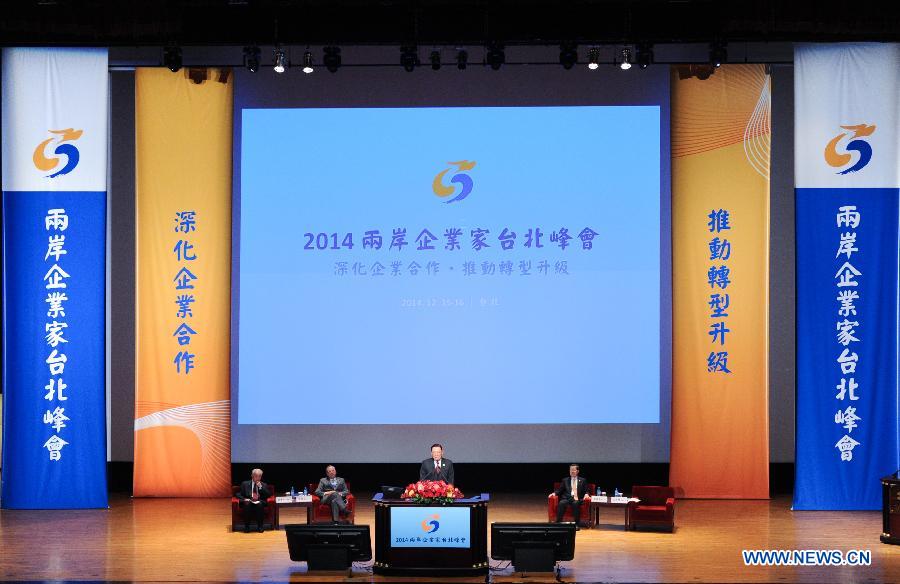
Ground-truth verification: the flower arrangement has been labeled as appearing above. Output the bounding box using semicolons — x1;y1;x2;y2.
401;480;464;504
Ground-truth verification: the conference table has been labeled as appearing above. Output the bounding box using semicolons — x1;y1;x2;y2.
371;493;490;576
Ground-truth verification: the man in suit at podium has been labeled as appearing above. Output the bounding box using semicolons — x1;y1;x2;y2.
419;443;455;485
238;468;271;532
315;464;351;523
555;464;588;527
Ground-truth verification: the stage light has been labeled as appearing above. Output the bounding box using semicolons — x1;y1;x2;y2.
323;46;341;73
273;46;286;73
244;46;260;73
163;46;182;72
302;50;314;74
486;43;505;71
619;47;632;70
559;42;578;70
430;49;441;70
587;47;600;70
710;41;727;68
400;45;418;72
456;49;468;70
636;43;653;69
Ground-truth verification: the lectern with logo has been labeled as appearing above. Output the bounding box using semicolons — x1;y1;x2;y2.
372;493;489;575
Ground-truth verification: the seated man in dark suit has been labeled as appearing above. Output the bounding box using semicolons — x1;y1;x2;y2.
238;468;271;532
419;443;455;485
315;464;351;523
554;464;588;528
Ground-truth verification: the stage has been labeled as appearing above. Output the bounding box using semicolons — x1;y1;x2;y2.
0;493;896;583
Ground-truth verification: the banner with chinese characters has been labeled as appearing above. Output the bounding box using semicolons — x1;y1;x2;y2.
793;44;900;510
1;48;108;508
133;68;232;496
669;65;771;498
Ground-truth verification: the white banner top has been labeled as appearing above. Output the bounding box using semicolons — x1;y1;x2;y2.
794;43;900;189
2;47;108;192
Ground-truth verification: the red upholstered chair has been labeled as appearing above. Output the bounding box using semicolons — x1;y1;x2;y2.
231;484;277;531
627;485;676;532
308;482;356;524
548;482;595;527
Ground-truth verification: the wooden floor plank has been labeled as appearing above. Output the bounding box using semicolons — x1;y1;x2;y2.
0;493;897;582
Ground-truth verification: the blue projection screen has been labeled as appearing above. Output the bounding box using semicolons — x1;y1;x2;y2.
237;105;660;425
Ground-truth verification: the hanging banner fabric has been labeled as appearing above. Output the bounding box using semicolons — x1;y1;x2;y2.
1;47;108;509
669;64;771;499
133;68;232;497
793;43;900;510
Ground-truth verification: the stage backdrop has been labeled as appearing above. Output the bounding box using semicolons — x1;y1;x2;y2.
1;47;108;508
133;68;232;496
669;64;771;498
793;43;900;510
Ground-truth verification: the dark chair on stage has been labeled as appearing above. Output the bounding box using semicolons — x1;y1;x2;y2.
627;485;676;532
548;481;596;527
230;484;277;531
308;482;357;524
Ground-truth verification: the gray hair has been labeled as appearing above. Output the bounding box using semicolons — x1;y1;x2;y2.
251;468;263;477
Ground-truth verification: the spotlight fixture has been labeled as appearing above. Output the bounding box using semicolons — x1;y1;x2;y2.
243;46;261;73
456;48;468;70
587;47;600;70
636;44;653;69
323;46;341;73
486;43;505;71
273;46;286;73
710;41;727;68
302;50;314;74
430;49;441;71
559;42;578;70
400;45;418;72
619;47;632;70
163;45;182;72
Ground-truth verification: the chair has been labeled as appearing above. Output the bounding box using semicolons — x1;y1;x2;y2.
231;484;277;531
627;485;675;532
308;482;356;524
548;482;596;527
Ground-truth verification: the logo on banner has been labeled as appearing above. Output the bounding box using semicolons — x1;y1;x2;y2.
421;513;440;533
824;124;876;175
432;160;476;203
33;128;83;178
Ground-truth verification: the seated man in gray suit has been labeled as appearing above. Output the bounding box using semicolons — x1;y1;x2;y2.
419;443;455;485
315;465;351;523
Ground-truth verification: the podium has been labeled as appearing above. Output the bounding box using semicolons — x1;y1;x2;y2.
372;493;489;576
882;471;900;545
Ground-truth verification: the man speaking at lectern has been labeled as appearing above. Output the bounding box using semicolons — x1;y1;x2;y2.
420;443;455;485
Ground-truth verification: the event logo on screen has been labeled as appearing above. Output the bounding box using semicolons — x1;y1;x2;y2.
432;160;476;203
421;514;440;533
824;123;875;175
33;128;83;178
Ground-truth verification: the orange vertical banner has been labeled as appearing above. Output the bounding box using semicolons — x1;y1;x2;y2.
669;65;770;498
134;68;232;496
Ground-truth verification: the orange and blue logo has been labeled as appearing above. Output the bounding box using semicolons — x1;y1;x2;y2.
33;128;83;178
432;160;476;203
421;513;440;533
824;124;875;175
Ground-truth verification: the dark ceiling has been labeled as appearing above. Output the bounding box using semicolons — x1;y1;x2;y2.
1;0;897;46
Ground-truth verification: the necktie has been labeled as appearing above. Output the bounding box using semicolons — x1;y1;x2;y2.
572;478;577;498
252;482;258;501
435;461;441;474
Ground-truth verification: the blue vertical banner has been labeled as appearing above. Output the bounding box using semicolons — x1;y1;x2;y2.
1;48;108;508
794;44;900;510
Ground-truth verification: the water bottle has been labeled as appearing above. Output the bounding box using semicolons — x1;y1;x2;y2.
290;485;296;497
303;486;308;496
614;487;621;497
596;486;601;496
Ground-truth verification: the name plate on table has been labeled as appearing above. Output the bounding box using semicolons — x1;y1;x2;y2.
276;495;312;503
390;506;471;548
591;496;608;503
610;496;629;504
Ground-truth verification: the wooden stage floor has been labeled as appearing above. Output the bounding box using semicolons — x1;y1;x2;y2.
0;492;897;583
